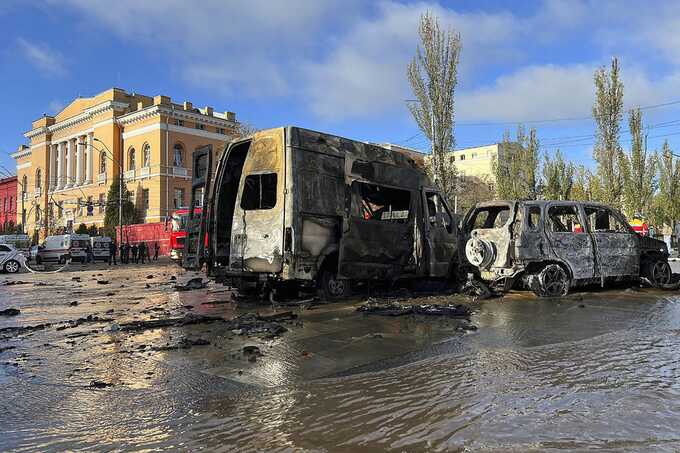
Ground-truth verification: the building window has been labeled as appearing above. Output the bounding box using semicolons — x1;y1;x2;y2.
460;154;466;161
142;189;149;211
21;175;27;196
129;191;135;205
173;188;185;209
196;123;205;130
471;153;477;159
175;119;184;127
451;155;455;162
173;143;184;167
128;148;136;170
217;127;225;134
142;143;151;168
98;193;105;213
100;152;107;174
35;169;42;189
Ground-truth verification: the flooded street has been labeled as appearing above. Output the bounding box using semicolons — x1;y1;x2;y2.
3;262;680;452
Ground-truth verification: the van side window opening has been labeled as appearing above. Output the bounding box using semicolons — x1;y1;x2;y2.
470;206;510;229
354;182;411;223
241;173;277;210
548;205;584;233
426;192;453;231
585;206;629;233
527;206;541;230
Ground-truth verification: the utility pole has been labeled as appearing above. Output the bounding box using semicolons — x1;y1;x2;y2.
93;137;123;247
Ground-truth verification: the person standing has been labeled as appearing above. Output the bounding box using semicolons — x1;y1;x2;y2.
110;239;117;265
120;243;126;264
153;242;159;261
131;244;138;264
124;242;130;264
139;242;146;264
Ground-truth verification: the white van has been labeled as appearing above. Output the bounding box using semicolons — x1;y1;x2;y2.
90;236;112;262
34;234;90;264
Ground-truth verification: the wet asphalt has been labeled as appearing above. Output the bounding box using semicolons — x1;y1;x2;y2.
2;260;680;452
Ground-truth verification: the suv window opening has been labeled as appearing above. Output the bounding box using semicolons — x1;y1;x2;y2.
548;205;584;233
470;205;510;230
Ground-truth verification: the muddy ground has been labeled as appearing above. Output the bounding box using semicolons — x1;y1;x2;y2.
2;261;680;451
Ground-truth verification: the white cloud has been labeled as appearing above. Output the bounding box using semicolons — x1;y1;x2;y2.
16;38;67;77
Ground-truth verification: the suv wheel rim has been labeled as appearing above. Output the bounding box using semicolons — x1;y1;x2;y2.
542;265;568;296
327;275;345;297
652;261;671;285
5;261;19;273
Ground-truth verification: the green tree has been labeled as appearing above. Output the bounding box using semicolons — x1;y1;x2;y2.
104;175;140;237
407;11;461;202
542;150;574;200
493;125;540;199
571;165;599;201
652;141;680;228
593;57;625;208
621;107;657;217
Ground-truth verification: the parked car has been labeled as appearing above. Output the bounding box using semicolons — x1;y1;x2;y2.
0;243;26;273
183;126;459;299
34;234;90;264
90;236;112;262
461;200;671;297
0;234;31;260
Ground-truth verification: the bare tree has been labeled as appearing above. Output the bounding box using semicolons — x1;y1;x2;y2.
407;12;461;202
593;57;625;208
621;107;657;217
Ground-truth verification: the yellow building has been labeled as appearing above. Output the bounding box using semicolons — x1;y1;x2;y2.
448;143;505;180
12;87;238;239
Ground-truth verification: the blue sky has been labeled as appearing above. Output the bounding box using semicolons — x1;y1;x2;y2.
3;0;680;173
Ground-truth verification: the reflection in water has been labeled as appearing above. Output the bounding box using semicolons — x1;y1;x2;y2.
3;292;680;451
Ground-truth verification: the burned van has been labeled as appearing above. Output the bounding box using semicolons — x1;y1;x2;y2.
183;127;458;299
462;200;671;296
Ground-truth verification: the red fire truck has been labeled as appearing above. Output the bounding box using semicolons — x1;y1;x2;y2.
168;207;202;262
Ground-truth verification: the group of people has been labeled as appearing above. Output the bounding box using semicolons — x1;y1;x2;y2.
108;240;160;265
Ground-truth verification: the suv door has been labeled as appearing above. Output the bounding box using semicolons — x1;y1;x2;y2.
584;205;639;277
545;203;596;280
422;190;457;277
184;145;213;270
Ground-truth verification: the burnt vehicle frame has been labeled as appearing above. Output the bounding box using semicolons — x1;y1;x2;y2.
461;200;671;296
183;126;459;299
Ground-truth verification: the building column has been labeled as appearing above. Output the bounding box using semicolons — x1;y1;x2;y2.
49;144;57;190
65;139;74;188
85;133;93;184
57;142;65;189
76;136;84;185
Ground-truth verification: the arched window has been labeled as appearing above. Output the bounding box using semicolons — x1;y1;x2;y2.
35;169;42;189
142;143;151;168
35;206;41;222
99;152;107;174
21;175;27;195
173;143;184;167
128;148;136;170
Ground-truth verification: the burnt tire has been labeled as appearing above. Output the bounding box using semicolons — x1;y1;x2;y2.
3;260;21;274
532;264;570;298
643;259;672;287
319;269;350;301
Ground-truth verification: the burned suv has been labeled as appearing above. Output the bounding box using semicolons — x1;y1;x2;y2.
462;201;671;297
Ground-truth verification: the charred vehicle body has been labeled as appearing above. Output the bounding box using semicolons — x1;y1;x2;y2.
184;127;458;298
462;200;671;296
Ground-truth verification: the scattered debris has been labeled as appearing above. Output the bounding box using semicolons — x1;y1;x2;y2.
460;275;499;300
0;308;21;316
357;300;472;318
89;380;113;388
174;277;207;291
96;280;109;285
69;301;78;306
151;337;210;351
2;280;29;286
71;277;81;282
146;275;154;279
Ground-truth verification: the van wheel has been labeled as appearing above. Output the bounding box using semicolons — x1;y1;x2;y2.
319;269;350;301
4;260;20;274
532;264;570;297
643;259;672;287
